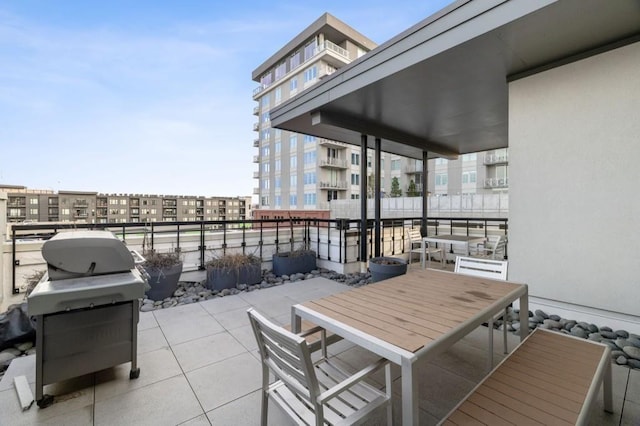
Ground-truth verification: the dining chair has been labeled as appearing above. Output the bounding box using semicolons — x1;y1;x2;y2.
471;235;507;260
454;256;510;369
406;227;444;268
247;308;392;426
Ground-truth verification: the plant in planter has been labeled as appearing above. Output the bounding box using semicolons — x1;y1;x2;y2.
369;257;407;282
140;250;183;301
205;253;262;291
272;213;317;276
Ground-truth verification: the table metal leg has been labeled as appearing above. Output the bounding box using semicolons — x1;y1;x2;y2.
291;306;301;333
401;358;418;426
519;291;529;342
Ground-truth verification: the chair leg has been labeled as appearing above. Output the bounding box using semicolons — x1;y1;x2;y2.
261;369;269;426
385;363;392;426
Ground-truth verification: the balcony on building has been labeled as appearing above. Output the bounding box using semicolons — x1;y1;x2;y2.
319;158;348;169
253;187;260;195
253;155;259;163
253;138;259;148
253;105;259;115
130;198;140;207
163;199;177;207
163;208;177;215
8;198;26;207
96;198;107;207
319;181;348;190
484;177;509;189
484;152;509;165
73;199;88;207
253;122;259;131
318;138;347;149
253;171;259;179
73;210;88;219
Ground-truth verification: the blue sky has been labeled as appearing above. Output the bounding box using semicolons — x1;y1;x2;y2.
0;0;453;197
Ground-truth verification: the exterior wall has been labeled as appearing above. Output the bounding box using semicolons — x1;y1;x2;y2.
0;193;6;307
509;42;640;318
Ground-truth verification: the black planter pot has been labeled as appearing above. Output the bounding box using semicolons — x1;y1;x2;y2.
205;263;261;291
369;257;407;282
272;251;316;276
144;262;183;301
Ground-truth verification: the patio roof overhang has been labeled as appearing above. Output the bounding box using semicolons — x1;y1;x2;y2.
270;0;640;160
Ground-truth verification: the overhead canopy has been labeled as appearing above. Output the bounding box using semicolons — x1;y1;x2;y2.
270;0;640;159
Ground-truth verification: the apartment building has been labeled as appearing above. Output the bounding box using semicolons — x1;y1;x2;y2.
251;14;508;219
1;185;252;224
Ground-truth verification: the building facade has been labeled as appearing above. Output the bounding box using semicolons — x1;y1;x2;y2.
0;185;252;224
251;14;508;220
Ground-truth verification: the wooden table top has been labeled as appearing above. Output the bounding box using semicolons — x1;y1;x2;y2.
423;235;485;243
300;268;525;353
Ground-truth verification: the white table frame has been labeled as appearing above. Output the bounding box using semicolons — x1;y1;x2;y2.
421;235;486;268
292;270;528;426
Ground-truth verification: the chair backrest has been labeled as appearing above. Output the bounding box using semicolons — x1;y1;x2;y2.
247;308;321;411
454;256;508;280
406;227;422;244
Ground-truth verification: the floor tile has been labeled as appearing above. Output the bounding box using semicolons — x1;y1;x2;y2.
94;346;182;402
171;330;247;372
186;352;262;412
200;294;249;315
138;311;159;331
137;325;168;354
156;311;224;345
620;399;640;426
0;354;35;391
94;375;203;426
213;306;254;331
227;324;259;352
178;413;212;425
206;389;295;426
627;367;640;404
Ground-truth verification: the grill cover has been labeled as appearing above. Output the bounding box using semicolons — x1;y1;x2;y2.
42;230;135;280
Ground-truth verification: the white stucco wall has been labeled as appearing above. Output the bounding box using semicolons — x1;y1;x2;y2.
509;42;640;317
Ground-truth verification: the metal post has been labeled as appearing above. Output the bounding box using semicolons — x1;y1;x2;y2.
421;150;429;237
374;137;381;257
360;134;368;263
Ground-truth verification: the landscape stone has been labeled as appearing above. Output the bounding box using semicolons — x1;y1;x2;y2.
615;330;629;338
0;350;17;365
534;309;549;320
570;327;588;339
587;324;599;333
543;319;561;329
563;320;577;331
600;330;617;339
616;356;628;365
14;341;33;352
600;326;612;332
577;322;589;329
549;314;561;321
626;337;640;348
623;346;640;360
627;359;640;369
615;339;629;350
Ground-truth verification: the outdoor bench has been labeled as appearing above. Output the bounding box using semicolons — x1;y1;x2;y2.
439;328;613;425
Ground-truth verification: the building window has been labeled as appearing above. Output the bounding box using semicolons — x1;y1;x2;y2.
435;158;448;165
351;173;360;185
290;51;301;69
261;93;270;108
290;156;297;168
290;78;298;93
262;179;269;189
303;66;317;83
274;87;282;104
261;196;269;206
304;135;316;144
274;141;281;153
275;176;281;188
435;173;448;186
262;162;270;173
304;193;316;205
290;135;297;150
275;195;282;207
351;194;360;200
303;150;316;165
260;73;272;87
462;153;477;161
261;112;270;124
275;159;281;171
30;198;39;205
351;153;360;165
462;171;477;184
30;208;38;215
391;159;401;171
262;146;270;157
289;194;297;205
261;129;270;141
304;172;316;185
304;39;317;60
274;61;286;80
290;174;297;187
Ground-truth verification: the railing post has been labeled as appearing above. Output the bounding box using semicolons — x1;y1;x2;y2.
199;221;205;270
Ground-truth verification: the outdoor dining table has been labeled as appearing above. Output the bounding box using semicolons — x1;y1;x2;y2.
421;234;486;268
291;268;528;426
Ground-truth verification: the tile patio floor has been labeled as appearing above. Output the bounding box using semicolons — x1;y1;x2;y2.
0;268;638;425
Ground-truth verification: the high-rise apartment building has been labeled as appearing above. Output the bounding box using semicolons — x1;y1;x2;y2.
251;14;508;219
251;13;377;219
1;185;252;225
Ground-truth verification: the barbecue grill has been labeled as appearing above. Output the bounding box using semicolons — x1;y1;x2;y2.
28;230;145;408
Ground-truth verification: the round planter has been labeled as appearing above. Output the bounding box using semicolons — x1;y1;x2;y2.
144;262;183;301
205;263;261;291
272;251;316;276
369;257;407;282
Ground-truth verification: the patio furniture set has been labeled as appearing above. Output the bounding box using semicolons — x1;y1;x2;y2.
248;245;613;425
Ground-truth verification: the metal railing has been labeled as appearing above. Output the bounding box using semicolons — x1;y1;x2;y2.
7;217;508;294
